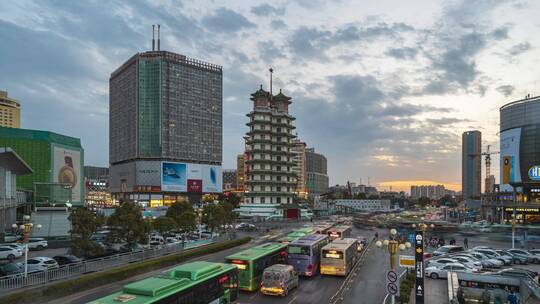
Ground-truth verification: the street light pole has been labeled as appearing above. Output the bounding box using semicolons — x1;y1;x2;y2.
376;228;411;304
15;215;42;278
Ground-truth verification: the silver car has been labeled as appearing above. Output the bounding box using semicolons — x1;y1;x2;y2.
425;262;477;279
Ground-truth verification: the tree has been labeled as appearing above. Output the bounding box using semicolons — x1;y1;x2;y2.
68;207;105;258
220;201;236;225
438;194;456;207
354;193;367;199
218;192;242;208
201;203;226;233
107;202;150;247
166;200;197;233
152;216;177;236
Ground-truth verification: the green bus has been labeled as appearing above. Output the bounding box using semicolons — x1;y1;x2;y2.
277;228;315;244
88;261;238;304
225;243;288;291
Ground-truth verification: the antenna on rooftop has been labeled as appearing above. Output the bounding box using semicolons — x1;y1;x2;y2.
269;67;274;97
152;25;155;51
157;24;161;51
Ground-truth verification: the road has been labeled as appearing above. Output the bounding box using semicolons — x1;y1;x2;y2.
50;223;387;304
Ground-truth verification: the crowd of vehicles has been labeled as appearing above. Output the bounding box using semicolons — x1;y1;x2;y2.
90;222;361;302
425;245;540;281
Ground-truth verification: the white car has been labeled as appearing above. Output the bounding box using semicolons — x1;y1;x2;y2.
426;257;459;268
474;248;512;265
462;252;503;268
26;257;59;272
449;256;483;270
0;246;23;260
0;244;25;255
27;238;48;251
425;263;477;279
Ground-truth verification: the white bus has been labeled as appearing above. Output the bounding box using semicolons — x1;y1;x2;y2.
327;225;352;241
320;238;358;276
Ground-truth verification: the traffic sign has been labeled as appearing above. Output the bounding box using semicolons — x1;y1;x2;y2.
387;270;397;282
415;230;425;304
399;255;415;268
387;282;398;295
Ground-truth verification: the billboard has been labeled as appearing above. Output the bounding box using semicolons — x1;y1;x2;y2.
161;162;222;193
500;128;521;192
161;162;187;192
52;145;82;203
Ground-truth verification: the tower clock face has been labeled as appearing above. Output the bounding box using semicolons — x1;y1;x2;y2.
58;166;77;188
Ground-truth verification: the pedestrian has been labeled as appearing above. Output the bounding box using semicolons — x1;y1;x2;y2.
464;237;469;249
481;287;491;304
507;289;518;304
457;287;465;304
374;232;379;239
450;237;456;245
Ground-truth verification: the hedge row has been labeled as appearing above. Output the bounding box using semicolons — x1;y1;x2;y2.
398;271;416;304
1;237;252;304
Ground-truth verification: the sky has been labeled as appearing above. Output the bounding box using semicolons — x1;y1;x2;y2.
1;0;539;193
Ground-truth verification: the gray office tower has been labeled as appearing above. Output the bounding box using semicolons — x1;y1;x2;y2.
109;50;223;206
462;130;482;199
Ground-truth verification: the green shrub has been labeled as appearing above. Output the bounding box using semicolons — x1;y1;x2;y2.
1;237;251;304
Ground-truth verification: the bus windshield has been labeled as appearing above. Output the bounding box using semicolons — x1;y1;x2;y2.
288;245;311;255
322;249;343;259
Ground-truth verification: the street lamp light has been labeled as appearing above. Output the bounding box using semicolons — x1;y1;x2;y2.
376;228;411;304
12;215;42;278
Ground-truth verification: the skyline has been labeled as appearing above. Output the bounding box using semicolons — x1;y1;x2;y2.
1;0;539;192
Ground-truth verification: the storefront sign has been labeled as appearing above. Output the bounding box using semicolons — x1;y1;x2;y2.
529;166;540;180
504;207;540;213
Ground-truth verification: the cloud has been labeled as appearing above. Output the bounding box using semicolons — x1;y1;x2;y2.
270;19;287;30
251;4;285;16
508;42;531;55
386;47;418;59
496;85;515;97
259;41;286;62
201;7;255;33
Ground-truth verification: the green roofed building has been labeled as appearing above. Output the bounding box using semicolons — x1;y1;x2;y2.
0;126;84;206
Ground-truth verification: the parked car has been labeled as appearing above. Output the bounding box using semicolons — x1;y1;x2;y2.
473;248;512;265
448;255;483;270
507;249;535;264
0;244;24;255
260;264;299;297
120;243;145;253
527;249;540;264
501;250;529;265
27;238;48;251
26;257;59;272
53;255;82;266
235;223;256;231
426;257;459;268
432;245;464;257
0;263;24;276
2;233;21;243
149;235;165;246
0;246;22;260
453;253;500;269
425;263;477;279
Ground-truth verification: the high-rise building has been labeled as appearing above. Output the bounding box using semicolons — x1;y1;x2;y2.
485;175;495;194
291;139;307;197
222;169;237;190
241;86;297;217
0;91;21;128
236;154;245;191
410;184;446;199
108;49;223;206
462;130;482;199
306;148;329;196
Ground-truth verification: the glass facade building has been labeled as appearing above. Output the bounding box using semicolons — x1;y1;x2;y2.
306;148;329;196
462;130;481;199
0;127;84;206
109;51;223;203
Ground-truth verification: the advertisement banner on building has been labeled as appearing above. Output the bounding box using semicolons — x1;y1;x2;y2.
161;162;222;193
203;165;222;193
161;162;187;192
500;128;521;192
52;145;82;203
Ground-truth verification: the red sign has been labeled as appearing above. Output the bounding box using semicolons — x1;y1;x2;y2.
187;179;202;193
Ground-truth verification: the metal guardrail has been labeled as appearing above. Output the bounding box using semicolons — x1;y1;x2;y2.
0;237;219;292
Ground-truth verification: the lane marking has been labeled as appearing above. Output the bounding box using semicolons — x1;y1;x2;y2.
287;295;297;304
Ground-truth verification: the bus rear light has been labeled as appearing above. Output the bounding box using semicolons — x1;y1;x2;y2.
307;264;313;270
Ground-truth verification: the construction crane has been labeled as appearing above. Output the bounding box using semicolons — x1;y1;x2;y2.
469;145;500;192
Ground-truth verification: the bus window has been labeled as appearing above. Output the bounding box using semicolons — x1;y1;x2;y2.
288;245;310;255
